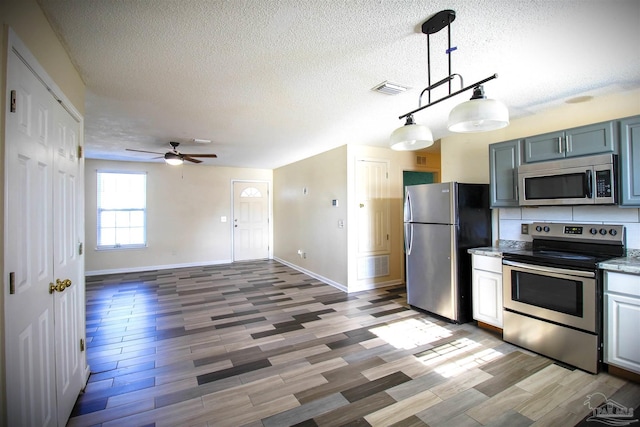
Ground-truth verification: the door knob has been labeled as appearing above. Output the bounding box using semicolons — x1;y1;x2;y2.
49;278;72;294
49;280;66;294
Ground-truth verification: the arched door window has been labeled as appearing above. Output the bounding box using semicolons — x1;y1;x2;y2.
240;187;262;198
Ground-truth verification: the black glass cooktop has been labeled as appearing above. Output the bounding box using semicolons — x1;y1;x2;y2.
502;247;620;270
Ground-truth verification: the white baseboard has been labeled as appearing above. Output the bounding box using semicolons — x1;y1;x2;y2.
273;257;348;293
348;279;404;293
85;259;233;276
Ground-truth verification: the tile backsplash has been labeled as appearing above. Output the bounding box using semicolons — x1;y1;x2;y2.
498;206;640;250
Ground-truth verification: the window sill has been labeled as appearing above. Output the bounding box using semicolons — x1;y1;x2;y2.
95;245;147;251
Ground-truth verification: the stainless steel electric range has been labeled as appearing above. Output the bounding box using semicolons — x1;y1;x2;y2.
501;222;625;374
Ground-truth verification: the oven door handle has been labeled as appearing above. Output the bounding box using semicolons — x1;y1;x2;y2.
502;260;595;278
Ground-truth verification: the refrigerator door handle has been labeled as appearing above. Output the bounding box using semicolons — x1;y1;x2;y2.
404;223;413;255
404;191;412;222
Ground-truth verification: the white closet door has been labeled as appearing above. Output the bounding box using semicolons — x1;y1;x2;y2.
5;47;57;427
52;100;84;426
5;41;85;427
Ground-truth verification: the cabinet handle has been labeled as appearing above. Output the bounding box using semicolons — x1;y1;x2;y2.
557;137;563;154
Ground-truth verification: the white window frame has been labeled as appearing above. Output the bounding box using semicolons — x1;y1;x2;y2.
96;170;147;250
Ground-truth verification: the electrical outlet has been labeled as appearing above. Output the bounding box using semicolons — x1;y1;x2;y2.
521;223;529;234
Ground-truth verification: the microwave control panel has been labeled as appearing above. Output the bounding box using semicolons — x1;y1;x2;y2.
596;169;612;198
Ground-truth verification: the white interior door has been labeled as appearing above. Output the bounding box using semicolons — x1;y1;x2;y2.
52;100;84;426
233;181;269;261
356;159;390;254
5;46;57;427
4;41;84;427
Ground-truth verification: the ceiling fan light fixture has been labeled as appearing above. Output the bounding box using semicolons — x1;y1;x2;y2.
164;152;183;165
447;86;509;133
390;115;434;151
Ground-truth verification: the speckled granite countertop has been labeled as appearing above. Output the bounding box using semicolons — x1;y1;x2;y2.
467;247;504;257
598;257;640;275
468;240;531;258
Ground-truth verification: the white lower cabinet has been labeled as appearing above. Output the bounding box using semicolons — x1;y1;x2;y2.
604;271;640;374
472;254;503;328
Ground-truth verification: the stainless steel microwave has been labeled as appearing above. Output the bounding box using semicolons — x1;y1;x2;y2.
518;154;617;206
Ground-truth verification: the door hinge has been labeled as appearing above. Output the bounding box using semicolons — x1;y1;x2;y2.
77;145;83;159
9;272;16;294
10;90;17;113
80;338;85;352
78;242;83;255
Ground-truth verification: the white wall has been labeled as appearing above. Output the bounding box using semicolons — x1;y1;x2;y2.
85;159;272;274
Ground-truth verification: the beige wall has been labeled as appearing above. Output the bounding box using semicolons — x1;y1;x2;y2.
273;146;349;287
1;1;85;425
85;160;272;274
440;89;640;183
273;144;440;291
440;89;640;246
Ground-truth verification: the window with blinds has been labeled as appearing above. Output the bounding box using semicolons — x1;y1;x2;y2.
97;171;147;249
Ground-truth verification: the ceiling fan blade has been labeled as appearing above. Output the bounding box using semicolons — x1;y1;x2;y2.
183;156;203;164
126;148;165;155
180;153;218;158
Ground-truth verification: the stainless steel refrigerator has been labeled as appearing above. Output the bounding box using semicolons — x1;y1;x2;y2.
404;182;491;323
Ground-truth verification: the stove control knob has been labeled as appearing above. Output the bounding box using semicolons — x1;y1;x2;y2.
590;228;598;235
543;226;550;232
609;229;618;236
599;228;607;235
536;225;542;232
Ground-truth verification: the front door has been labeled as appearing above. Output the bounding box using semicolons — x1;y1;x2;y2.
233;181;269;261
4;40;84;427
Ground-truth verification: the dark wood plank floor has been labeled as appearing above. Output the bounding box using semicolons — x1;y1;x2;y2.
67;260;640;426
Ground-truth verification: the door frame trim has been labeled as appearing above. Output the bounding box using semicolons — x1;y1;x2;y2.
7;28;83;122
230;179;273;262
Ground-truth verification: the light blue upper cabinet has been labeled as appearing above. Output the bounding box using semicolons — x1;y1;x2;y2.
523;130;565;162
619;116;640;207
489;139;521;207
524;121;615;163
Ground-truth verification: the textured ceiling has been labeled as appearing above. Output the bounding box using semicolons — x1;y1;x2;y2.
37;0;640;169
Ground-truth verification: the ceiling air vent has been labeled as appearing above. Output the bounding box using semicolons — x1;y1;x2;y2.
371;81;410;95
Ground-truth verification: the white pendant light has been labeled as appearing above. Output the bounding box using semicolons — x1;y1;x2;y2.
392;10;509;145
390;115;434;151
447;85;509;132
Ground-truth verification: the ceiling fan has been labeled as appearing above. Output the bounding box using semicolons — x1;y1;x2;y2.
126;141;217;165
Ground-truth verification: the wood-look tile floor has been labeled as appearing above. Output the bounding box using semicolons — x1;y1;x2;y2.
68;260;640;427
